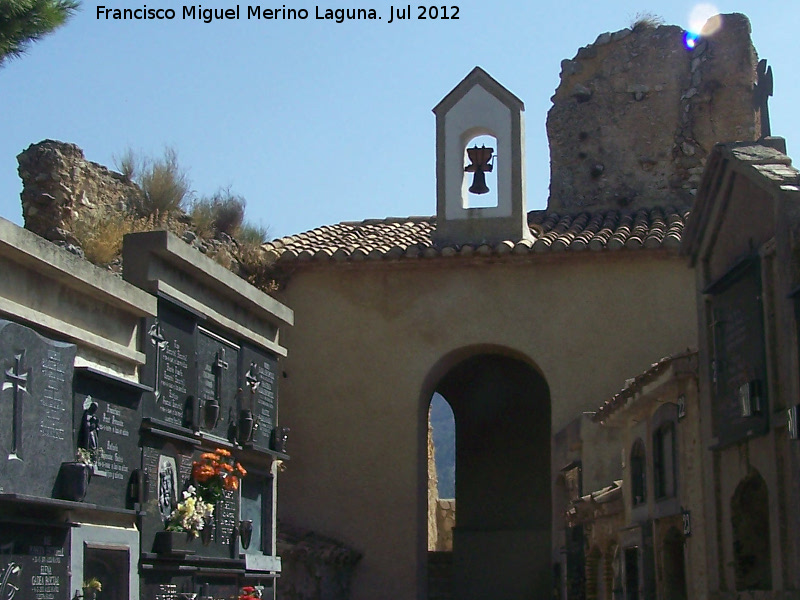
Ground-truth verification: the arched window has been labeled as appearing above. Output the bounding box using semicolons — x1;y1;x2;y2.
731;471;771;590
653;422;676;499
630;439;646;506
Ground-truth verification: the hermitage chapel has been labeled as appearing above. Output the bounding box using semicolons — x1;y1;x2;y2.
0;11;798;600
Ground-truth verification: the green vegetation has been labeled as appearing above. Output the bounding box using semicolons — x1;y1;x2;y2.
630;11;664;31
0;0;79;66
118;147;192;218
70;147;275;293
189;188;269;243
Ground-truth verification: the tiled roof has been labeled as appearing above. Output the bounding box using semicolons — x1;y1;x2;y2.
593;349;697;424
264;206;690;264
566;480;624;525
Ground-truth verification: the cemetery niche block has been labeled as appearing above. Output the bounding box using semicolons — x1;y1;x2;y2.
123;230;293;590
0;320;77;499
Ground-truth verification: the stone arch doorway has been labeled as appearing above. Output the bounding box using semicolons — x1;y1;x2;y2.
731;470;771;590
661;526;687;600
423;350;551;600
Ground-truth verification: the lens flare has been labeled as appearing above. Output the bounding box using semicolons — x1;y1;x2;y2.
688;3;721;35
684;31;700;49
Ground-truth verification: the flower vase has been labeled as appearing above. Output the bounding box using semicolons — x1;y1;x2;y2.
239;520;253;550
204;398;220;430
59;462;90;502
201;515;214;546
238;409;254;444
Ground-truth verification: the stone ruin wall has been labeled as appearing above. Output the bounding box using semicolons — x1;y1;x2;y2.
547;13;761;212
17;140;144;246
15;140;278;290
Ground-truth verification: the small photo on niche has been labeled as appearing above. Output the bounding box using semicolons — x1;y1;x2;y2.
157;455;178;523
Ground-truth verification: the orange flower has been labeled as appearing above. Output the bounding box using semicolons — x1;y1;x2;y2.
200;452;217;460
221;463;234;472
235;463;247;477
216;448;232;457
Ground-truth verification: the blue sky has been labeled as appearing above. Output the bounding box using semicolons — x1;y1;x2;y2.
2;1;797;239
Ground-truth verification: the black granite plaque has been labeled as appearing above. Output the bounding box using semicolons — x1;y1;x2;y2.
197;330;239;440
709;263;769;445
0;320;76;498
185;447;241;559
142;304;197;429
73;374;141;509
141;441;194;556
0;523;69;600
238;346;278;450
240;475;269;554
142;576;241;600
140;573;193;600
193;575;238;600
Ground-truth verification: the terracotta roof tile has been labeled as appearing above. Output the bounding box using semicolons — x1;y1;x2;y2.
264;207;691;264
593;349;697;424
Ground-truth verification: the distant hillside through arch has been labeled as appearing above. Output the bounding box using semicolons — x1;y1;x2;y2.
430;393;455;499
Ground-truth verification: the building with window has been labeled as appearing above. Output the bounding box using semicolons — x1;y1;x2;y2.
570;351;705;600
682;139;800;598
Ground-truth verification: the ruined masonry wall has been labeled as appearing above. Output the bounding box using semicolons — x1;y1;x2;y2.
17;140;144;244
547;13;760;212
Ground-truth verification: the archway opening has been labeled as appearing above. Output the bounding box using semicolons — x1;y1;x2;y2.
661;526;687;600
428;393;455;551
429;352;551;600
731;470;771;590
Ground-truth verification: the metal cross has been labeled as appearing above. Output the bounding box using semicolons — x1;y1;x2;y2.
149;320;168;402
214;349;229;403
3;352;30;461
754;59;773;138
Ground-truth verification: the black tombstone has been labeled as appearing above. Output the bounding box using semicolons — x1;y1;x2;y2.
0;523;69;600
238;345;279;451
0;320;77;498
73;369;145;509
141;304;198;431
197;329;240;440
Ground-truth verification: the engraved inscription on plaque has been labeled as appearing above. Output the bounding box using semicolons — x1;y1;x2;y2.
0;320;76;498
154;583;177;600
239;346;278;450
40;349;68;442
197;331;239;439
160;339;190;426
74;373;142;508
217;488;237;546
0;524;68;600
142;306;197;429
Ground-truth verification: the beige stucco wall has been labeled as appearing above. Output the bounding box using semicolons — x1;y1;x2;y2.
275;251;697;600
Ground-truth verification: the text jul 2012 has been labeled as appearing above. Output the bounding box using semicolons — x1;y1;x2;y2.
95;4;461;23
